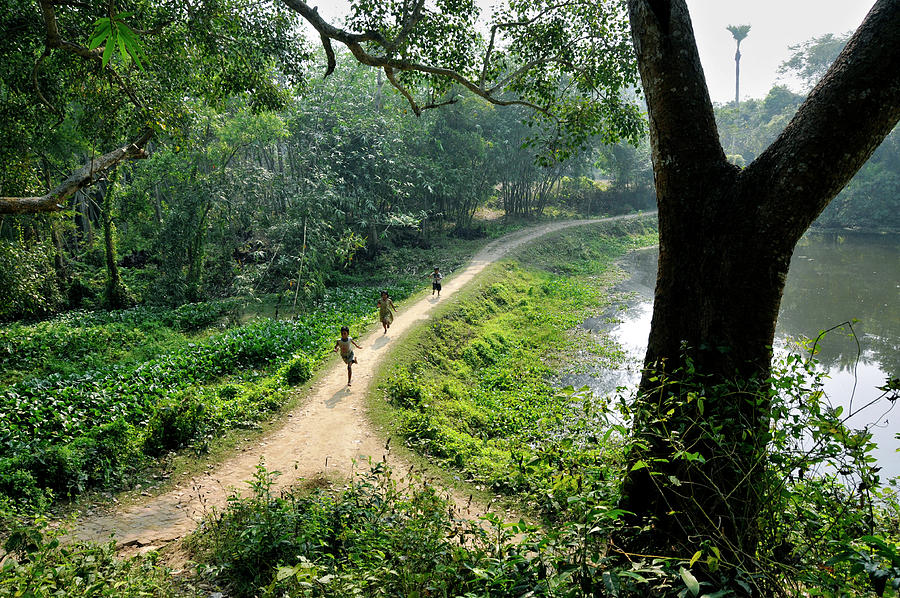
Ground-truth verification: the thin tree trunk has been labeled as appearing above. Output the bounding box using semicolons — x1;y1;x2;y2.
101;171;130;308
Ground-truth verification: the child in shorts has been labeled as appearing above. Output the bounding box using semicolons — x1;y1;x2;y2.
430;266;443;297
334;326;362;386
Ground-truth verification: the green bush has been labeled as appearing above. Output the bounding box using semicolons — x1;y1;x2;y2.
1;520;187;597
0;239;63;322
281;353;313;385
0;468;49;511
143;395;209;457
386;368;427;410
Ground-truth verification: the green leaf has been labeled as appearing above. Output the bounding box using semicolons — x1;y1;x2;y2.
88;20;111;50
101;28;116;68
117;30;129;66
631;459;648;471
117;23;145;68
679;567;700;597
689;550;702;567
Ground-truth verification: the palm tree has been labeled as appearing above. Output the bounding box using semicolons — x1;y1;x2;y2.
727;24;751;106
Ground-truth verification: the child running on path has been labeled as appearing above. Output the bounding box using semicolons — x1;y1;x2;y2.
334;326;362;386
377;290;396;334
430;266;443;298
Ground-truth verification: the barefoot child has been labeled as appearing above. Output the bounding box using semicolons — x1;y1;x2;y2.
377;290;396;334
334;326;361;386
430;266;443;298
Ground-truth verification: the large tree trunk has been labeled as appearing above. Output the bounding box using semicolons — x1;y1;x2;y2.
620;0;900;579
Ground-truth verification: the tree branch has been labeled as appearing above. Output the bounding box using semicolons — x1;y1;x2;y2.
37;0;144;110
743;0;900;241
627;0;726;175
0;130;152;215
281;0;551;118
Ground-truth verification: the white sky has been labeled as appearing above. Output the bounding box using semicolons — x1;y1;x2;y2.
308;0;875;103
686;0;873;103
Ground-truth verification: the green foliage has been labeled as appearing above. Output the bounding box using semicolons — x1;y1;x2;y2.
381;222;656;511
88;11;147;71
188;462;637;598
0;284;392;509
0;239;64;322
0;519;188;597
281;353;313;386
620;348;900;596
778;32;850;91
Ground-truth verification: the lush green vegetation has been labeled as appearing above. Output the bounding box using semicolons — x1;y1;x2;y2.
0;517;193;597
185;223;900;596
2;0;898;595
380;220;656;515
0;226;496;513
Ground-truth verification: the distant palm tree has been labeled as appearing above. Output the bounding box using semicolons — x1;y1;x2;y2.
727;24;751;106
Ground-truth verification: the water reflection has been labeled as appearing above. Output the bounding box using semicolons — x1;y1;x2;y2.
567;233;900;477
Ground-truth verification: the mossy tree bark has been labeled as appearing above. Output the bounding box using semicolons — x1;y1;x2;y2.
101;170;132;309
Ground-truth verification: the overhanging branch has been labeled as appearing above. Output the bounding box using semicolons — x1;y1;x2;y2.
282;0;551;118
0;130;152;215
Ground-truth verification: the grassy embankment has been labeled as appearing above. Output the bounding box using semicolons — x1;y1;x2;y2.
180;217;661;597
370;218;658;515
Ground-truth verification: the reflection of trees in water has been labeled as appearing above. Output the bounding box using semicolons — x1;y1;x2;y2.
777;233;899;375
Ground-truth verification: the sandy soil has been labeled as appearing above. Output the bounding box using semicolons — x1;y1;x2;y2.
69;214;650;555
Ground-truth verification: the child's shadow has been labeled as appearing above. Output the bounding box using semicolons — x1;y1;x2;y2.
372;336;390;350
325;387;350;409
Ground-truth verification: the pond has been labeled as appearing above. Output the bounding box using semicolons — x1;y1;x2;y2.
567;232;900;478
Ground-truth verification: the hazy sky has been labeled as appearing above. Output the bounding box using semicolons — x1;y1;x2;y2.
309;0;875;103
687;0;872;103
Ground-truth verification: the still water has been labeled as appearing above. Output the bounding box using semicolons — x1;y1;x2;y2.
571;233;900;478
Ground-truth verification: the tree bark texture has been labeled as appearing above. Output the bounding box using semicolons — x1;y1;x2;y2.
620;0;900;572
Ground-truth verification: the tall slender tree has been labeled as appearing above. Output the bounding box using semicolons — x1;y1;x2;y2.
727;24;751;106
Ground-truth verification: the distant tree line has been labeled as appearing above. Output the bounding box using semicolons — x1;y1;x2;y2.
716;32;899;230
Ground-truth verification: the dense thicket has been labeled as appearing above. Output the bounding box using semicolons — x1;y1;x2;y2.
1;39;652;321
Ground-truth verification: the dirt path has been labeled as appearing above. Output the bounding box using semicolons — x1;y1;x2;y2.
71;214;651;553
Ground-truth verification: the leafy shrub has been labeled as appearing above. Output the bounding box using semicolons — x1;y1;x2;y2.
189;463;550;598
143;395;209;457
0;468;48;512
281;353;313;385
0;239;63;322
386;368;427;410
0;520;186;597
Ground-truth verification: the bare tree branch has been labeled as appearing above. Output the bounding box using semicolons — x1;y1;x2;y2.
0;130;152;215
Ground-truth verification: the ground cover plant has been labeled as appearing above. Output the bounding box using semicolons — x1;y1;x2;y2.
0;223;511;513
0;515;198;597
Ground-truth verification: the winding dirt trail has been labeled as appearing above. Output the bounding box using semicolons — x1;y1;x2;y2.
71;214;650;553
